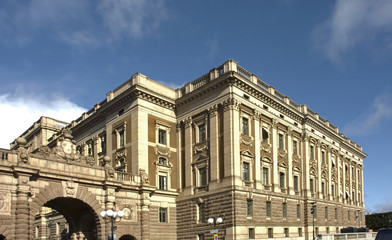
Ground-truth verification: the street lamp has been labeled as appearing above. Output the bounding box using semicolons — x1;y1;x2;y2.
208;217;223;238
100;209;124;240
310;202;316;240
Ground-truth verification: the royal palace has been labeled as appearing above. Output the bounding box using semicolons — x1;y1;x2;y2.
0;60;367;240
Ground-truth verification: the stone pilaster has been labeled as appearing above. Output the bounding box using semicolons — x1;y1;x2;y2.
287;127;293;195
15;175;31;240
184;117;193;195
140;192;151;240
302;133;310;197
176;122;183;191
253;111;262;189
271;119;279;192
209;105;220;190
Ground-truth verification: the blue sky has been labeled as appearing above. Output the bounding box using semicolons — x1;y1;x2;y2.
1;0;392;214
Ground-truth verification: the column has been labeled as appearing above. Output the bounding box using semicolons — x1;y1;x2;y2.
184;117;193;195
271;119;279;192
327;148;332;201
287;127;293;195
317;142;322;199
176;123;182;191
209;105;220;190
336;154;342;203
223;98;241;186
15;175;31;239
302;133;310;197
254;111;262;189
140;192;151;240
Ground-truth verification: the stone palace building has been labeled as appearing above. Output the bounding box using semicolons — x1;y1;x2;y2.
0;60;366;240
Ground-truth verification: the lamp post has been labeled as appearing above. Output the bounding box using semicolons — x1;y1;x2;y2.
100;209;124;240
311;202;316;240
207;217;223;239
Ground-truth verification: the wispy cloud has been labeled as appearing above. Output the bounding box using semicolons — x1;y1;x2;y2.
342;92;392;136
313;0;392;63
98;0;167;41
0;92;86;149
372;201;392;213
0;0;168;48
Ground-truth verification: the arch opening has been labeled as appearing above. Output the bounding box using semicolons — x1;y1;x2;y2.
33;197;101;240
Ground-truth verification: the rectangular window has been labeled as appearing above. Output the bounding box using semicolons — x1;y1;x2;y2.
293;140;298;155
348;210;350;221
325;207;328;219
266;201;271;218
158;175;167;190
249;228;255;239
242;117;249;135
119;130;124;148
268;228;273;238
262;167;269;185
279;133;284;149
283;203;287;218
247;199;253;217
336;227;339;233
326;227;330;234
310;179;314;193
313;205;317;218
199;124;206;142
279;172;285;188
322;151;326;164
315;227;319;236
298;228;302;237
243;162;250;181
158;129;167;145
199;167;206;186
284;228;289;237
56;222;60;235
294;175;299;191
198;234;205;240
331;184;335;197
159;208;168;223
310;145;314;159
335;208;338;220
100;135;106;153
198;204;205;223
321;182;325;195
297;204;301;219
262;128;269;143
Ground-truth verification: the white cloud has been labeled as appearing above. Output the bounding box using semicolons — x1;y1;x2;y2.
373;202;392;213
0;93;86;149
97;0;167;41
0;0;168;48
313;0;392;63
342;92;392;136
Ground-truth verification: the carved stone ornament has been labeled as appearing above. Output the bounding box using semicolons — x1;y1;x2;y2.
38;145;51;157
53;129;81;163
278;149;287;158
103;156;115;179
139;168;149;185
193;142;208;154
241;135;253;146
261;142;271;153
62;180;78;198
122;204;137;221
155;146;170;157
83;156;95;166
0;191;11;215
15;137;30;164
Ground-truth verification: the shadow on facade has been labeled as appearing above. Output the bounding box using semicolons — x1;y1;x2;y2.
119;234;137;240
34;197;100;239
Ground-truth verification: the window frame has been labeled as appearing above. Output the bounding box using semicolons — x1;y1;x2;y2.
159;207;168;223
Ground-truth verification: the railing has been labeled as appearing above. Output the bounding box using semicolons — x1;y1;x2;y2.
319;232;376;240
192;73;210;90
237;66;251;79
115;171;135;182
274;90;285;101
257;80;269;91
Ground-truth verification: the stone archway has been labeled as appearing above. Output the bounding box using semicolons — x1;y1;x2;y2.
44;197;98;239
30;182;104;239
119;234;137;240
